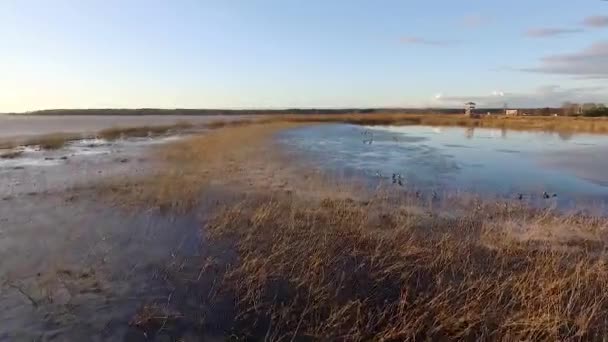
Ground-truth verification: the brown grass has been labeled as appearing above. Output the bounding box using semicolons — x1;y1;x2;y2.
190;195;608;341
254;113;608;134
99;122;304;211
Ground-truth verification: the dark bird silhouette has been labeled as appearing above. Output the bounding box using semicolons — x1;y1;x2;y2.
392;173;404;186
517;193;523;200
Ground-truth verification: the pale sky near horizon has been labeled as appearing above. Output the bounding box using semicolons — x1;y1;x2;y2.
0;0;607;112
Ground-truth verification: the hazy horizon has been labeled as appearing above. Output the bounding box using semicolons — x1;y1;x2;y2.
1;0;607;112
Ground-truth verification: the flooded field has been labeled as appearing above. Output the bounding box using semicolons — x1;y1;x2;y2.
279;124;608;212
4;119;608;340
0;114;246;139
0;135;189;197
0;129;206;340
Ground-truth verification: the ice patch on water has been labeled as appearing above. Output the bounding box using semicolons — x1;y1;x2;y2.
21;146;41;153
0;133;184;172
71;148;112;156
123;135;184;146
0;157;62;169
69;138;109;147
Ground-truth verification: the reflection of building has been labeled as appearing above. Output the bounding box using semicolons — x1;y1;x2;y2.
558;131;573;141
464;102;476;116
465;127;475;139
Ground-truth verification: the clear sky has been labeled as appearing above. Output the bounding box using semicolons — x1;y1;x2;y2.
0;0;607;112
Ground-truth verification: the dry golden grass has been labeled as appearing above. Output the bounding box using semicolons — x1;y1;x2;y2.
99;122;305;211
195;196;608;341
259;113;608;134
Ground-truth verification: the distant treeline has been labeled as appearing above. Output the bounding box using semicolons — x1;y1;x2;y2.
8;107;564;116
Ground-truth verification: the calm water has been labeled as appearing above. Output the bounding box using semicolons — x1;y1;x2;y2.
279;124;608;211
0;114;248;139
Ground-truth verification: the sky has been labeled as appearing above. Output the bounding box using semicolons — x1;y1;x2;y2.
0;0;607;112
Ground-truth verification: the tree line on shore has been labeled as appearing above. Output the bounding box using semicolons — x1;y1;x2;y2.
8;104;608;117
561;102;608;117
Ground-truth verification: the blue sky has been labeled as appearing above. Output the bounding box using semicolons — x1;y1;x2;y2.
0;0;607;111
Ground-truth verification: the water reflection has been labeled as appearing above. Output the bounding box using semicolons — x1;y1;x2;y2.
465;127;475;139
558;131;574;141
278;124;608;211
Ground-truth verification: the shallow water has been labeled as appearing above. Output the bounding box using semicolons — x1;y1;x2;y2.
0;114;247;139
0;134;190;197
278;124;608;212
0;132;210;340
0;194;203;341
